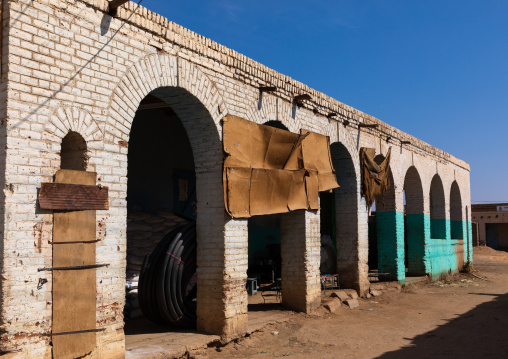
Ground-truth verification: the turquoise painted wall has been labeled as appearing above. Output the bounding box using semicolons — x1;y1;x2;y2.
376;213;470;282
451;220;464;239
431;218;447;239
405;214;427;274
376;211;405;282
467;221;473;262
426;216;470;279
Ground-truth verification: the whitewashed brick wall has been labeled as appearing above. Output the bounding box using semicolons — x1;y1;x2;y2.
0;0;471;357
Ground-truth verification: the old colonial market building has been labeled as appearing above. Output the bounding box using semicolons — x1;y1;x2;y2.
0;0;472;357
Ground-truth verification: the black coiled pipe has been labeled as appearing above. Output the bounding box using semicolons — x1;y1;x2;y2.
138;222;197;328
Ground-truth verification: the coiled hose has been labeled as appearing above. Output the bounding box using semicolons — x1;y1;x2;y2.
138;222;197;328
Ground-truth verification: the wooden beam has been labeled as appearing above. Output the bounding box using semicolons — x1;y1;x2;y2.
358;124;378;128
38;183;109;210
327;112;337;118
294;94;312;102
401;140;411;145
259;86;276;92
108;0;130;15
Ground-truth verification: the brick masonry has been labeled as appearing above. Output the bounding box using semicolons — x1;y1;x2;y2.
0;0;472;357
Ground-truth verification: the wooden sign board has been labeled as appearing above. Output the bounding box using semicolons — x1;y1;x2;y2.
39;182;108;211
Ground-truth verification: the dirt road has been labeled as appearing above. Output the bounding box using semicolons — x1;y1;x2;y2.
189;247;508;358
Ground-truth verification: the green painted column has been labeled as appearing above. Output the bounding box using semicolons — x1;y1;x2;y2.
376;211;405;282
405;214;427;274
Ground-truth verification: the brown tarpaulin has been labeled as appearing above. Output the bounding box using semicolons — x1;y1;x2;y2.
223;115;339;218
360;147;392;207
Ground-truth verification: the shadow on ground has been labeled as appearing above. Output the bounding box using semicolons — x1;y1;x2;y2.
377;292;508;358
248;303;291;312
124;316;195;336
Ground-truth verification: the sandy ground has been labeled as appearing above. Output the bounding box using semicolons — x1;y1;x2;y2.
188;246;508;359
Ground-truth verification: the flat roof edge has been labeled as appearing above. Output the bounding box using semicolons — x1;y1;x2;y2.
78;0;469;171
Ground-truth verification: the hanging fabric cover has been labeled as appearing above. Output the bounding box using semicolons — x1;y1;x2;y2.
360;147;392;207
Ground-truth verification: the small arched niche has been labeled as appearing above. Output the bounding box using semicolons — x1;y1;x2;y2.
60;131;88;171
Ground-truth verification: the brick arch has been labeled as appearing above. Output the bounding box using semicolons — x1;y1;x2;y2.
245;102;302;134
403;166;424;215
403;165;427;275
44;107;104;144
104;54;243;335
329;136;363;291
373;152;396;212
330;124;360;179
105;54;227;144
430;174;447;239
328;124;364;291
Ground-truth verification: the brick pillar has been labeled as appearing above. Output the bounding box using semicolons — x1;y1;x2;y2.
467;221;473;261
280;210;321;313
196;209;248;339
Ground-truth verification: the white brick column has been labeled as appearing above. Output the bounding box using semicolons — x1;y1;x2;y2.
196;208;248;338
280;210;321;313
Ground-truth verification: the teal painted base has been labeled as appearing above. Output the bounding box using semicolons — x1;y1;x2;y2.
431;218;448;239
467;221;473;262
451;220;464;239
375;213;472;282
426;217;471;279
406;214;427;274
376;211;405;282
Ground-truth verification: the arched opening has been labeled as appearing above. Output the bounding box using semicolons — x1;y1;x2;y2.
60;131;87;171
125;94;197;334
368;200;378;272
371;154;402;281
430;175;447;239
123;87;228;345
450;181;463;239
403;166;426;276
246;120;287;311
450;181;465;269
330;142;358;289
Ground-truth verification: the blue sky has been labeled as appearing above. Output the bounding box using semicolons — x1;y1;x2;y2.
142;0;508;203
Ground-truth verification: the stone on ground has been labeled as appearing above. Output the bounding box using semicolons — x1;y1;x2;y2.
323;298;341;313
331;290;350;302
345;299;359;308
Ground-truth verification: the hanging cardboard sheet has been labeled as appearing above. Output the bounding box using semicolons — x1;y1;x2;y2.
52;170;97;359
223;115;339;217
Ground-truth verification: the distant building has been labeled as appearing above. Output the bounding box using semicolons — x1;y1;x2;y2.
472;204;508;250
